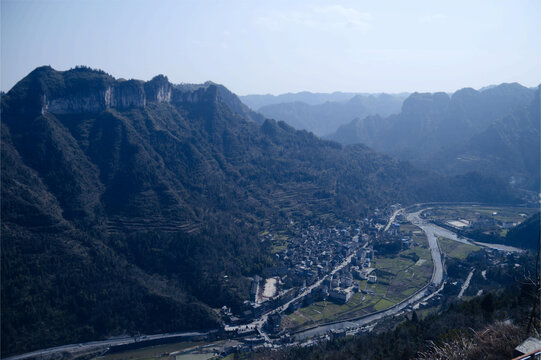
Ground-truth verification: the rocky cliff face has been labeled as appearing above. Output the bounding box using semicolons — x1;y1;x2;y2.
144;75;172;103
41;77;172;114
5;67;261;125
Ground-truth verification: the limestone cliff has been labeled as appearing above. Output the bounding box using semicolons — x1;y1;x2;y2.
42;77;162;114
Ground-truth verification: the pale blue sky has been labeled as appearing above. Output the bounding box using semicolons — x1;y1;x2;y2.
1;0;540;94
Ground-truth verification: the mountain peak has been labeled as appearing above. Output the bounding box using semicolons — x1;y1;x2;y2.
4;66;266;124
401;92;450;114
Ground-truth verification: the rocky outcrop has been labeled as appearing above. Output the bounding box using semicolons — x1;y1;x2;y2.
145;75;172;103
13;66;261;124
43;80;147;114
109;80;146;109
173;82;266;124
43;90;111;114
38;70;177;115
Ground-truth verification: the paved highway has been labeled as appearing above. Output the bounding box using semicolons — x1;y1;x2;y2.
5;331;209;360
406;210;444;286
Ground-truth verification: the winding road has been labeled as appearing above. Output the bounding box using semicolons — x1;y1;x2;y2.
5;332;209;360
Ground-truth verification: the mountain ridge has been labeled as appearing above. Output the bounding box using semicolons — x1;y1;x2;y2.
254;93;407;136
327;83;539;189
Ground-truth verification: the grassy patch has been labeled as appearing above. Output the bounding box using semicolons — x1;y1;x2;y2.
374;256;412;274
401;287;418;297
283;292;383;331
374;298;395;311
375;236;432;304
438;237;480;260
399;224;420;235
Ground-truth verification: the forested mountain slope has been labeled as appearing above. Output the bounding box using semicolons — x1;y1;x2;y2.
0;66;517;356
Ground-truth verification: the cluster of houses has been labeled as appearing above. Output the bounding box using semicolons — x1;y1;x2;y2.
222;208;402;331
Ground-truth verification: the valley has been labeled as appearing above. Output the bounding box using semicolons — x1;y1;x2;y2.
2;66;526;357
6;203;535;360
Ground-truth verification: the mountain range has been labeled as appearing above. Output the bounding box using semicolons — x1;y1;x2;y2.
254;93;407;137
0;66;518;356
327;83;540;190
240;91;364;109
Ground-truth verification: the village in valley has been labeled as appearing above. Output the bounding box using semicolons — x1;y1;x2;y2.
89;204;538;360
213;204;536;354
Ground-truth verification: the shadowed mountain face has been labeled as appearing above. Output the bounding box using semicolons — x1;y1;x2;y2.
504;212;540;250
0;66;518;356
327;83;539;189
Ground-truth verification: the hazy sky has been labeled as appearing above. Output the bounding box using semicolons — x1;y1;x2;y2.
1;0;540;95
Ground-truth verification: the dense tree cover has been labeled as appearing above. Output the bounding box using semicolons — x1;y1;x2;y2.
1;227;220;355
504;212;540;250
0;67;520;356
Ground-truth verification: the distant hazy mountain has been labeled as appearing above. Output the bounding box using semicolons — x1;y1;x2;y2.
240;91;361;109
255;93;408;137
327;83;538;189
427;86;540;189
1;66;517;356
